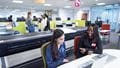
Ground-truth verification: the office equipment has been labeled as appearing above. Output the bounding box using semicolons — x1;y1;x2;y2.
100;24;110;42
16;17;25;22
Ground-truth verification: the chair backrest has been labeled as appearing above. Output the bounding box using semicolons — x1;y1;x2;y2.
41;42;50;68
101;24;110;30
13;22;27;34
74;36;80;59
50;21;56;29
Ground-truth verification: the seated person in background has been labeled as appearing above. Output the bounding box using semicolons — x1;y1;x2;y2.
46;29;69;68
95;17;102;27
8;15;13;22
76;25;103;58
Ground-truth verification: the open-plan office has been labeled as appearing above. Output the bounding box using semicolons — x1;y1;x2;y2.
0;0;120;68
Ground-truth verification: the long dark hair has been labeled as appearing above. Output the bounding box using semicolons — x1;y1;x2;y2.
51;29;64;60
91;24;99;37
86;25;99;43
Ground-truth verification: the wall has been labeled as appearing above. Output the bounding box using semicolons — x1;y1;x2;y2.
58;9;74;20
0;9;44;21
90;5;120;31
74;7;90;20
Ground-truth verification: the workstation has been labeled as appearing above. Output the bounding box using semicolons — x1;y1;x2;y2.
0;27;86;57
0;0;120;68
58;49;120;68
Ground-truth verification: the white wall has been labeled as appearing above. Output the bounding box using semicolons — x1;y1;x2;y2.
58;9;74;20
0;9;44;21
0;8;91;21
74;7;90;20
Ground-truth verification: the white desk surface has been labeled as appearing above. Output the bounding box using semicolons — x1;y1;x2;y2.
59;28;77;33
103;49;120;68
58;49;120;68
100;30;110;33
58;54;96;68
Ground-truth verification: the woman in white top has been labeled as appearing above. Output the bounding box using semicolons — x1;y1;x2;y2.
41;14;50;31
41;15;47;31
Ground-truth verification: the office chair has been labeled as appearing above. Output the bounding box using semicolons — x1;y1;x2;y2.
41;42;50;68
74;36;80;59
100;24;110;42
13;22;27;34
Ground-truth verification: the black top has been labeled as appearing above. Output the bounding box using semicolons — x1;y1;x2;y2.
95;21;102;27
76;33;103;58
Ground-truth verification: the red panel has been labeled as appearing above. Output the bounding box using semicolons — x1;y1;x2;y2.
101;24;110;30
74;36;80;58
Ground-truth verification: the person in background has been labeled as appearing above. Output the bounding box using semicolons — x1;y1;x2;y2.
46;29;69;68
8;15;13;22
106;19;109;24
44;13;50;31
21;16;25;21
41;15;47;31
33;16;38;21
8;15;14;27
67;17;71;20
26;11;35;33
76;25;102;58
95;17;102;27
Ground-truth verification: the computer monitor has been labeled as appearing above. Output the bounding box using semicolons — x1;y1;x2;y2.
56;17;61;21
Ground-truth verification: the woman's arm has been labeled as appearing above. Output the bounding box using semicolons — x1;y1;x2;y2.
77;36;88;57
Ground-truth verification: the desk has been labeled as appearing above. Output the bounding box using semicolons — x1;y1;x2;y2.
0;27;86;57
0;23;14;36
100;30;110;33
103;49;120;68
58;49;120;68
0;27;86;68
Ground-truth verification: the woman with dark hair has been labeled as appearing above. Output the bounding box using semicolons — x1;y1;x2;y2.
46;29;69;68
76;25;103;58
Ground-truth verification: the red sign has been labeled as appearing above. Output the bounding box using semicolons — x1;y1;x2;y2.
74;0;80;7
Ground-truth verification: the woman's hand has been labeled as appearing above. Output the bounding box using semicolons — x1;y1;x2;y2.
79;48;86;54
63;59;69;63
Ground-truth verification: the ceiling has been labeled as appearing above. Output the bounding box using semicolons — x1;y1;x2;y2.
0;0;120;10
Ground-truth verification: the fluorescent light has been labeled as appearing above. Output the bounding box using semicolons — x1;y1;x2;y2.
95;0;98;1
12;0;23;3
44;4;52;6
35;0;45;3
64;6;71;8
97;3;106;5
